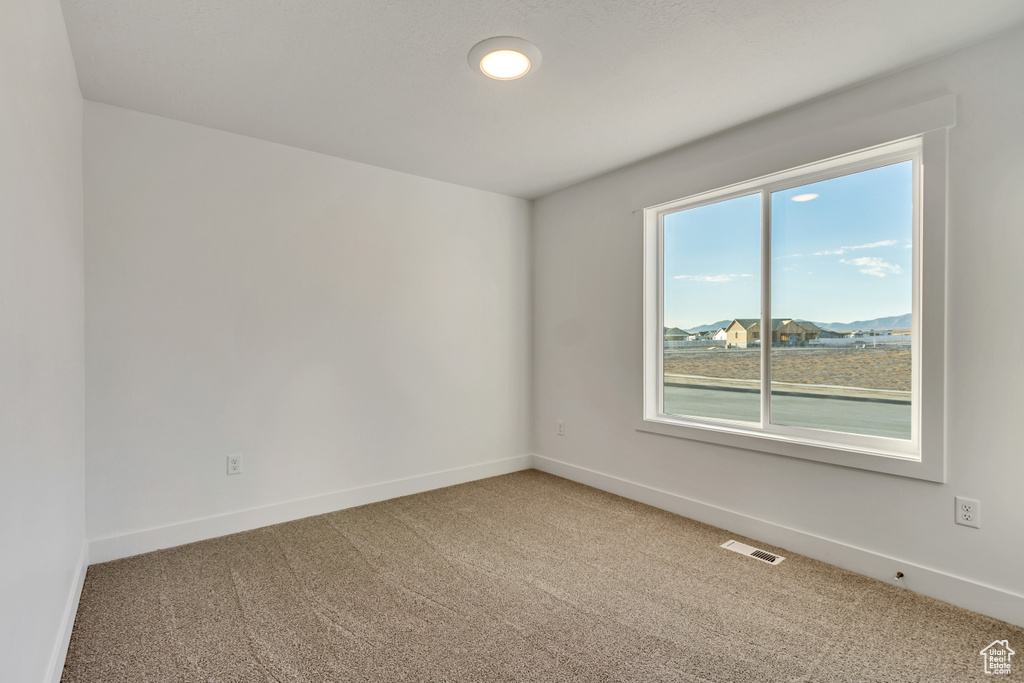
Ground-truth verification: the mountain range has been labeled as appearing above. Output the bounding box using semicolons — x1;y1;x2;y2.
686;313;912;333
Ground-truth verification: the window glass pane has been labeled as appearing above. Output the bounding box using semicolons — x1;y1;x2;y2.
769;161;913;439
663;193;761;424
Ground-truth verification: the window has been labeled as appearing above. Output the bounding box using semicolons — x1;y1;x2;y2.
641;122;949;482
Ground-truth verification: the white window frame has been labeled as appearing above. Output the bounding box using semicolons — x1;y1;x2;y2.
639;97;953;482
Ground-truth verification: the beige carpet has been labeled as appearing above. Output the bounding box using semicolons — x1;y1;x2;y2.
63;470;1022;682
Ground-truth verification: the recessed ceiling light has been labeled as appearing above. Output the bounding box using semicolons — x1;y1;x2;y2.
469;37;541;80
791;193;819;202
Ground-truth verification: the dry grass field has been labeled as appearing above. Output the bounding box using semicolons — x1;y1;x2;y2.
663;346;911;391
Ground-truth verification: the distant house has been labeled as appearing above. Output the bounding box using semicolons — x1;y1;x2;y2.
724;318;821;347
664;327;689;342
849;329;893;338
713;328;728;341
776;319;820;345
725;319;761;347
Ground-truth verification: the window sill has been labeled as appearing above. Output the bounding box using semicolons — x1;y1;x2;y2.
636;416;944;482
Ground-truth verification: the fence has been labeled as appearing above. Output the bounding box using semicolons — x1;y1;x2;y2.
809;334;911;347
666;337;910;349
665;339;728;349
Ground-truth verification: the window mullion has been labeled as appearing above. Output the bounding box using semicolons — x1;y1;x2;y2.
760;189;772;429
657;212;666;418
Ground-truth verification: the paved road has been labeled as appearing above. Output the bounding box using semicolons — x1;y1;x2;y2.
663;385;911;440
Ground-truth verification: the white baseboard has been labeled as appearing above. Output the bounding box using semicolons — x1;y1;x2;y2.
89;454;534;564
533;454;1024;628
46;541;88;683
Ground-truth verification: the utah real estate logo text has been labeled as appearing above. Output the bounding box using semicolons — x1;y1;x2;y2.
980;640;1015;675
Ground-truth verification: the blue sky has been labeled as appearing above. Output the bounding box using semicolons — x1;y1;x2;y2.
664;160;913;330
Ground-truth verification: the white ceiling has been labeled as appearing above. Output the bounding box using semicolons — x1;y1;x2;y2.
61;0;1024;199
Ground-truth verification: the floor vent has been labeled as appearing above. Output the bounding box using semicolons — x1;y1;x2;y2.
721;540;785;565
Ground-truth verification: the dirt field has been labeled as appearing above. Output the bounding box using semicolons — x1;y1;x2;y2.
663;346;911;391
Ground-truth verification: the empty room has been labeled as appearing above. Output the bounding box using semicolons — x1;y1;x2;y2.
3;0;1024;680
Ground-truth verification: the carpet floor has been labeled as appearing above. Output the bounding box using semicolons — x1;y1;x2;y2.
62;470;1022;682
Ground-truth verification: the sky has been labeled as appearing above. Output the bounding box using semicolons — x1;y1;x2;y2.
663;160;913;331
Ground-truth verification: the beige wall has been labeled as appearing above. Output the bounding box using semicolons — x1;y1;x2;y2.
0;0;86;680
84;104;532;550
533;25;1024;624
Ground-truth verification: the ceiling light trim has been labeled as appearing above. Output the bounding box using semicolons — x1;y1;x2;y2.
468;36;542;80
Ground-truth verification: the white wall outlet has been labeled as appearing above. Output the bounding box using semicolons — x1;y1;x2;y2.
557;420;565;436
227;454;242;475
955;496;980;528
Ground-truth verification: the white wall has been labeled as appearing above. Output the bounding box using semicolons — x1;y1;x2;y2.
84;103;532;552
0;0;87;681
533;26;1024;624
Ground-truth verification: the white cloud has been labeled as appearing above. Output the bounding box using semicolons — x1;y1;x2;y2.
813;239;899;257
840;257;903;277
673;273;751;283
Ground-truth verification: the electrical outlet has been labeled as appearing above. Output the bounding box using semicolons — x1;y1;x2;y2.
557;420;565;436
227;454;242;476
955;496;980;528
